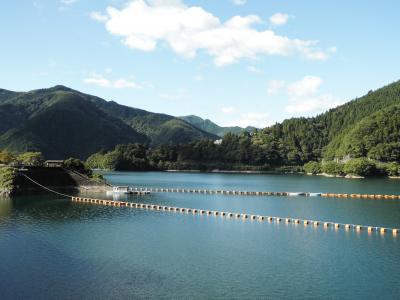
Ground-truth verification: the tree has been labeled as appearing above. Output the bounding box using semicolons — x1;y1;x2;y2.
343;158;376;176
63;157;92;176
322;161;344;175
17;152;44;166
385;162;400;176
86;153;106;169
303;161;322;174
0;150;16;165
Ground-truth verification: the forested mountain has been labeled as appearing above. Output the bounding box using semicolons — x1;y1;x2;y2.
0;86;217;159
1;80;399;165
180;115;256;137
323;104;400;161
253;80;400;164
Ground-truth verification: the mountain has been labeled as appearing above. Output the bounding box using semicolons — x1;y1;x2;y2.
323;104;400;161
180;115;256;137
0;86;217;159
254;80;400;164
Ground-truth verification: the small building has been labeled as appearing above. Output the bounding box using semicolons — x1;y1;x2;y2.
113;186;130;194
44;160;64;168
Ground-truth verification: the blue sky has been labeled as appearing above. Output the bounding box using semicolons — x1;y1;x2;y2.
1;0;399;127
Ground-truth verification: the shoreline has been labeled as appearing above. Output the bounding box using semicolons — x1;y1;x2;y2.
111;169;396;179
165;169;280;174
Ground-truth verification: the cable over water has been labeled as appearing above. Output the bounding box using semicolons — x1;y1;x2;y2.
20;174;73;198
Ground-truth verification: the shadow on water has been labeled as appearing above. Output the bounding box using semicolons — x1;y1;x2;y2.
0;194;137;225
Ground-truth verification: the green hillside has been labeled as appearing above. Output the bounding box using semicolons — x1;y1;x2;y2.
323;104;400;161
84;80;400;174
0;86;217;159
253;80;400;164
180;115;256;137
0;91;148;159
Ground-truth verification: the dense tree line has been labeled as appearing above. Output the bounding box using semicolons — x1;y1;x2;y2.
0;150;44;166
304;158;400;177
86;133;279;171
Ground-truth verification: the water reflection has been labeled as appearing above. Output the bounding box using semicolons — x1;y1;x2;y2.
0;197;12;218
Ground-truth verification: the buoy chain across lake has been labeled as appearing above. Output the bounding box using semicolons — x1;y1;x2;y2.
129;187;400;200
71;197;399;236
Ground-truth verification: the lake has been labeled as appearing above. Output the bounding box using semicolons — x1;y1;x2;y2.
1;172;400;299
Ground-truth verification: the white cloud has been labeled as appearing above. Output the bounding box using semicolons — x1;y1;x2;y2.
285;94;343;114
248;65;261;73
60;0;78;5
225;112;272;128
96;0;329;66
287;75;323;97
281;76;343;114
83;73;140;89
232;0;247;5
221;106;235;114
267;79;285;95
269;13;289;26
90;11;109;22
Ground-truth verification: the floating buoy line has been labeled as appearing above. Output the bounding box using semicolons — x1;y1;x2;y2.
18;174;400;236
130;187;400;200
71;197;399;236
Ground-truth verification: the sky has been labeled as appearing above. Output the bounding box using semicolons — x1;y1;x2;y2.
1;0;399;128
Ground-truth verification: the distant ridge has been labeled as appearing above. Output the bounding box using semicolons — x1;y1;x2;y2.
180;115;257;137
0;85;218;159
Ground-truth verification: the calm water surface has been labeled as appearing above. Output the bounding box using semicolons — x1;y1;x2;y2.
1;172;399;299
